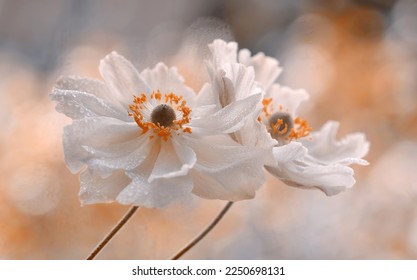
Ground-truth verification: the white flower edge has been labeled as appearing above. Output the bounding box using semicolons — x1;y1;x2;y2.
300;121;370;165
266;121;369;196
238;48;283;93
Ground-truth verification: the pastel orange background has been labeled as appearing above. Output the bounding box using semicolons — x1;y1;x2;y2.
0;0;415;259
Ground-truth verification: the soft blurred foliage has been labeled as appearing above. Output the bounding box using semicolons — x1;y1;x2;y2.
0;0;416;259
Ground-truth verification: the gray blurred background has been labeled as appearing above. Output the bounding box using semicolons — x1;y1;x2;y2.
1;0;417;259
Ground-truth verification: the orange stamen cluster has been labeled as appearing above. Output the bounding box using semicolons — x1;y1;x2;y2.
262;98;273;117
128;90;192;141
258;98;274;122
287;117;312;140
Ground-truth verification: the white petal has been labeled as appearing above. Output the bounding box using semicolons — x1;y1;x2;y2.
84;133;154;172
99;52;151;106
208;63;261;108
205;40;238;108
79;169;131;205
140;63;196;106
55;76;108;95
191;93;262;134
239;49;282;92
188;135;266;201
116;138;186;207
222;63;261;101
233;117;277;165
207;39;238;72
195;83;221;108
268;85;309;116
148;137;196;182
54;76;109;100
54;76;127;111
117;173;193;208
51;89;129;121
63;117;138;173
266;142;356;196
301;121;370;165
191;104;218;119
211;68;234;107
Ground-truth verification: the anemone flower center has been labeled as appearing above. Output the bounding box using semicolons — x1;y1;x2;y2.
269;111;293;138
260;98;312;142
151;104;176;127
128;90;192;141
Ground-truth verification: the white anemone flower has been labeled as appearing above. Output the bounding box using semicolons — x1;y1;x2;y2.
200;40;277;159
208;39;369;196
51;51;266;208
276;121;370;196
260;88;369;196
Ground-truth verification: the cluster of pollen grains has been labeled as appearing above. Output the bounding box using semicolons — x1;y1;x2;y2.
128;90;192;141
260;98;312;141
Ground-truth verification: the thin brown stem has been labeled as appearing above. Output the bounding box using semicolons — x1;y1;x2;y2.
86;205;139;260
171;201;234;260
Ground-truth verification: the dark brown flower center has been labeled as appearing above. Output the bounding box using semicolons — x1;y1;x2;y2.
151;104;176;127
268;111;294;139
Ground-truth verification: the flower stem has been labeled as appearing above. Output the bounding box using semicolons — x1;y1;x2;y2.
171;201;234;260
86;205;139;260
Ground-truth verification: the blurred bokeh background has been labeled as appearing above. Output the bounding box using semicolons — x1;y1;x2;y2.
1;0;416;259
